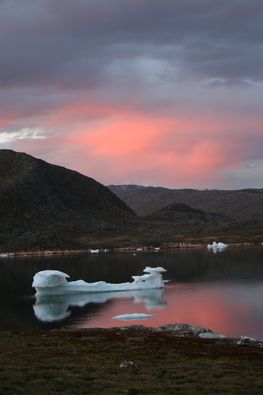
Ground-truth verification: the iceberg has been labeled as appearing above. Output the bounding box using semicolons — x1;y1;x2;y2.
113;313;154;320
207;241;228;251
89;249;99;254
32;266;167;296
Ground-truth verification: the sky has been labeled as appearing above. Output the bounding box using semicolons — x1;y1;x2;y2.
0;0;263;189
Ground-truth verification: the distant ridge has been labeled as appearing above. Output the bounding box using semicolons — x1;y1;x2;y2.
0;151;262;252
0;150;135;251
109;184;263;220
148;203;227;224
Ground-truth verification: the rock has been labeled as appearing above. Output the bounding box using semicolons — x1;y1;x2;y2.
159;323;213;336
199;332;227;340
120;360;138;369
236;336;257;345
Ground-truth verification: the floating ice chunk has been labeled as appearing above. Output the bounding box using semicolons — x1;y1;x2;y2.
217;242;228;249
208;241;218;248
208;242;216;249
90;249;99;253
113;313;154;320
32;266;167;296
207;241;228;251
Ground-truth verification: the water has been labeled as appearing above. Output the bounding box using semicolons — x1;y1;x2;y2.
0;247;263;339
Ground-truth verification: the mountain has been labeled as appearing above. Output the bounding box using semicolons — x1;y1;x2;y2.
0;150;135;251
109;185;263;221
0;151;262;252
134;202;238;241
148;203;227;223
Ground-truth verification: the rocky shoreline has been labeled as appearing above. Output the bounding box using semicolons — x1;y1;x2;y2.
0;241;261;258
1;324;263;394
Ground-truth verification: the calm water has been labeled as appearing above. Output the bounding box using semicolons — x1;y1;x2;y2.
0;247;263;339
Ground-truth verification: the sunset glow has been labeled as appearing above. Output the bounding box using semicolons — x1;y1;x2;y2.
73;284;256;339
1;1;263;188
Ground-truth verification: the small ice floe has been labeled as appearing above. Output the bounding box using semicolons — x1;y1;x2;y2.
113;313;154;320
90;249;99;254
207;241;228;251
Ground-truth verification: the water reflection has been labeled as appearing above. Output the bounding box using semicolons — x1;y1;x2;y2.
1;247;263;338
33;288;166;323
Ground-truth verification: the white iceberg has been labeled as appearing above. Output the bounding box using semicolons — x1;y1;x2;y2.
32;266;167;296
217;242;228;249
89;249;99;254
207;241;228;251
113;313;154;320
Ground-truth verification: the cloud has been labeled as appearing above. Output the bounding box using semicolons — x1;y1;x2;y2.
1;0;263;90
224;160;263;189
5;105;262;188
0;128;46;144
0;1;263;188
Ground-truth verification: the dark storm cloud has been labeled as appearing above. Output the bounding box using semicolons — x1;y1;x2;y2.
1;0;263;91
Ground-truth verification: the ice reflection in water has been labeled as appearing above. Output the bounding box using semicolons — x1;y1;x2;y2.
1;247;263;338
33;288;166;323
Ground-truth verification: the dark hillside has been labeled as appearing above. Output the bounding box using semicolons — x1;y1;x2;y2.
149;203;227;224
109;184;263;220
0;150;135;251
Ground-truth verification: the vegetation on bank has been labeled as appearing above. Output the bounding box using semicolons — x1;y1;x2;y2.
1;327;263;394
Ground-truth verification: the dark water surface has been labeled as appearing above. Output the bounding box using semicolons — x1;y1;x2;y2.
0;247;263;339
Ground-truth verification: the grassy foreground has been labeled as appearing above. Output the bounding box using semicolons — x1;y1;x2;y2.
1;328;263;395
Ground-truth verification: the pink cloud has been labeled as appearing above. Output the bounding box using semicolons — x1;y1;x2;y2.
2;101;263;188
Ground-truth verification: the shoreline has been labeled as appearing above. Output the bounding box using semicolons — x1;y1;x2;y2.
0;240;261;258
1;324;263;394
